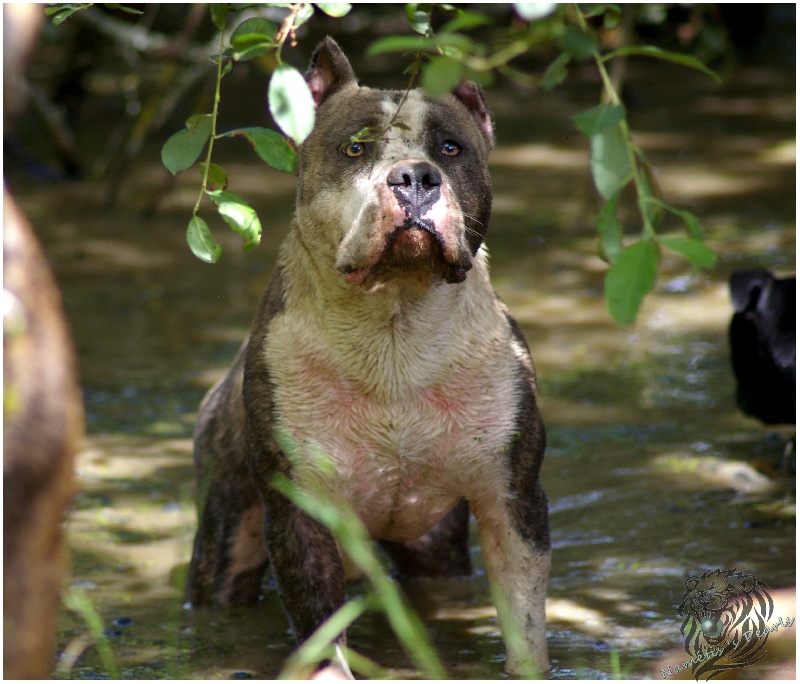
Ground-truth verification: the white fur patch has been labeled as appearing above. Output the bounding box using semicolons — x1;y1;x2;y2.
265;245;521;541
379;92;429;161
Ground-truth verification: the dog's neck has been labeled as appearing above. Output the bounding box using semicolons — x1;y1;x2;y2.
279;227;500;398
286;224;490;314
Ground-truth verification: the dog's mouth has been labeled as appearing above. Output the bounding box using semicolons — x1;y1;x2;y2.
336;161;474;286
340;222;468;286
389;219;442;261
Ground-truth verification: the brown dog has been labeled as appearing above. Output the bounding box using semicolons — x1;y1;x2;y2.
3;4;83;677
4;192;82;678
187;37;550;677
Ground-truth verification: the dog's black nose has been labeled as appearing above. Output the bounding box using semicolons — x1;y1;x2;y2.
387;162;442;215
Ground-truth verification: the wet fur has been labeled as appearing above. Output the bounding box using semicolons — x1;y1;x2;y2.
4;193;82;678
187;37;550;675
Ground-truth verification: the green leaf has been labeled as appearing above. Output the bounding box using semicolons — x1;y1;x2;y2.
429;31;474;54
645;198;705;241
514;3;557;21
407;5;431;34
421;56;464;98
602;46;721;84
206;190;262;251
103;4;144;15
209;3;228;29
199;162;228;191
605;240;659;325
590;123;633;200
231;38;274;62
659;237;717;270
268;65;316;145
597;192;623;263
225;127;297;173
580;2;622;28
439;10;493;33
50;7;81;25
367;35;432;56
571;103;625;137
187;216;222;264
229;17;278;60
161;114;214;175
580;4;622;18
316;3;352;18
230;17;278;44
560;24;597;60
344;125;383;146
668;206;704;242
541;52;570;90
603;6;623;30
224;127;298;173
679;210;704;242
464;66;495;88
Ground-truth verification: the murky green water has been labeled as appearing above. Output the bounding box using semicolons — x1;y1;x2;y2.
8;27;795;680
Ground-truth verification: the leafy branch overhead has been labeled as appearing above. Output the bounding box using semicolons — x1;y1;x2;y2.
566;6;719;325
367;3;720;325
56;3;720;324
159;3;335;263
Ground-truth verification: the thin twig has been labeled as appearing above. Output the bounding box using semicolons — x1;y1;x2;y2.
273;3;306;60
193;26;227;217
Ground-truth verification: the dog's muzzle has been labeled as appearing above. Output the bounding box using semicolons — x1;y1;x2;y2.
385;162;467;284
387;161;442;232
337;160;471;285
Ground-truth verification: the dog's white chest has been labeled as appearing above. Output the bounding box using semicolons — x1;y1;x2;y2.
277;363;516;540
264;281;522;540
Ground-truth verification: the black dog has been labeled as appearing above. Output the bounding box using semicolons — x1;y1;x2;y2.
729;268;796;425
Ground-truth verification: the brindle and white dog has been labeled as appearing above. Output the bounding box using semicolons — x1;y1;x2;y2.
187;37;550;678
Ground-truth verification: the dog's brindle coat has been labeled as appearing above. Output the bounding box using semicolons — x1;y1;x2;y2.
187;38;550;676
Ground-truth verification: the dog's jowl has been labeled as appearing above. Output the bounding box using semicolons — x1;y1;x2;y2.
187;37;550;677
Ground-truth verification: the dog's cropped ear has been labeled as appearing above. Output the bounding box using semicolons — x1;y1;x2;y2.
453;81;494;150
306;37;357;108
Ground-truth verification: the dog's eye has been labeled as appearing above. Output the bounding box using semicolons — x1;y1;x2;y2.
441;140;461;156
343;141;366;157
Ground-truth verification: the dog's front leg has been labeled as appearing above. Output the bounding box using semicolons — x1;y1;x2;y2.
242;415;350;676
474;483;551;676
242;327;353;678
261;483;353;679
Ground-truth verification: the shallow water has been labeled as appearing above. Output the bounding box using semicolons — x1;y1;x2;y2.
8;24;795;680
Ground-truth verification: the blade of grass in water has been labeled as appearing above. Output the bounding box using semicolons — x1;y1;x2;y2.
60;586;121;679
279;598;370;679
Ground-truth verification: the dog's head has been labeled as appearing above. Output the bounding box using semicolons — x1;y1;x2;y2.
729;268;796;424
295;37;494;287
